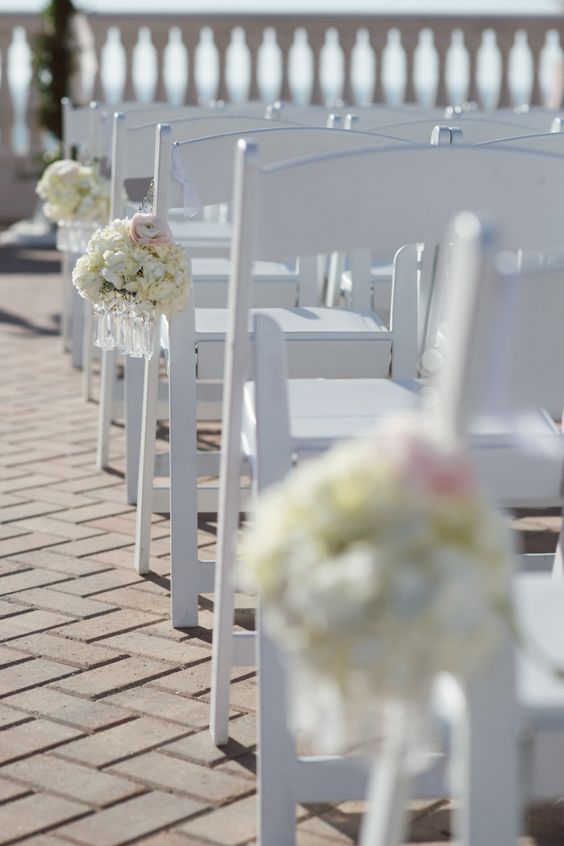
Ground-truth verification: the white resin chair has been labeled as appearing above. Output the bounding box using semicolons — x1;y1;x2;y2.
59;99;106;361
249;213;564;845
209;140;564;747
96;112;321;477
135;126;421;606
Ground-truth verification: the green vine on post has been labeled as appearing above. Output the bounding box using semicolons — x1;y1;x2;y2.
33;0;77;144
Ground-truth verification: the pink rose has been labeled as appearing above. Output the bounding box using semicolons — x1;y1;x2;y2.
130;213;173;246
401;436;477;497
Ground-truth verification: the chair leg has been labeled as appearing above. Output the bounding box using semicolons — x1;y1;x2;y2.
61;252;72;353
169;309;200;628
551;514;564;577
359;711;410;846
82;301;94;401
258;619;297;846
97;348;117;469
133;349;160;575
125;356;146;505
453;636;520;846
210;478;242;745
71;285;85;370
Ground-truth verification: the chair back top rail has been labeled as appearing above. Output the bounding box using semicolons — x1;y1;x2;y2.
237;143;564;258
165;124;416;212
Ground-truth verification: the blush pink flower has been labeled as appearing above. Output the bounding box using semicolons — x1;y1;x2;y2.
401;436;477;497
130;213;173;246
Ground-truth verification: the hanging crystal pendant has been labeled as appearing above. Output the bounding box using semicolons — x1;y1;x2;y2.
93;298;157;359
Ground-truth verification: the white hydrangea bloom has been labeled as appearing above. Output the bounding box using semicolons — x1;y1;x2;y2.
72;216;191;317
36;160;111;224
239;427;513;747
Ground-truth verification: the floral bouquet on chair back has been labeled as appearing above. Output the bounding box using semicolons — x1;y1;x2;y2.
36;159;111;253
240;424;514;754
71;213;192;358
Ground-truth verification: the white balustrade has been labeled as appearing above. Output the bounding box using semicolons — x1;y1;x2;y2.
2;10;564;164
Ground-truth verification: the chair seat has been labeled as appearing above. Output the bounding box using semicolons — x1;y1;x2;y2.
162;308;392;380
243;377;563;505
168;218;232;258
169;218;232;243
515;574;564;800
192;258;293;280
192;260;298;308
518;574;564;721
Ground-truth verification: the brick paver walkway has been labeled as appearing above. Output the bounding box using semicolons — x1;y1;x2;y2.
0;238;563;845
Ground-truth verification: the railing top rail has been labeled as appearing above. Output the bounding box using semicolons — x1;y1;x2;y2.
0;10;561;21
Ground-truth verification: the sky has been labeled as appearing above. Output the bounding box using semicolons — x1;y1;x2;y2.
2;0;563;13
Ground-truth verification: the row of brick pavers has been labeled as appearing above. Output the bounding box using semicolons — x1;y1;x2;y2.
0;238;562;845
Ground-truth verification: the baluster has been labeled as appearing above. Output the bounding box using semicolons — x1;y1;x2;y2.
225;27;251;104
0;29;12;151
194;26;219;105
163;27;188;105
215;26;231;103
257;27;283;104
8;26;32;156
288;28;314;105
539;29;563;107
100;26;127;105
414;28;439;106
508;29;533;107
350;28;376;106
153;28;170;102
308;26;325;104
133;27;158;103
476;28;503;110
320;27;344;106
381;27;407;105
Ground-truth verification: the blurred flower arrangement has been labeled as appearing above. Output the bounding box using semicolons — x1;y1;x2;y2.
72;213;191;358
36;159;111;225
239;425;513;751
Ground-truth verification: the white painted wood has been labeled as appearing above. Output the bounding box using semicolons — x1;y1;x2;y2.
210;144;564;751
133;333;161;575
96;348;118;469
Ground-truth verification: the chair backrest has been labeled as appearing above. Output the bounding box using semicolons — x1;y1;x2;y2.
158;125;414;216
438;213;564;436
210;140;564;501
369;116;539;144
495;105;564;130
110;113;313;218
61;98;104;161
233;143;564;261
479;130;564;153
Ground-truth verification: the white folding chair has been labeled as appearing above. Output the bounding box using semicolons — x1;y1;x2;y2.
209;140;564;747
137;125;420;614
250;213;564;845
96;112;318;478
59;99;106;362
